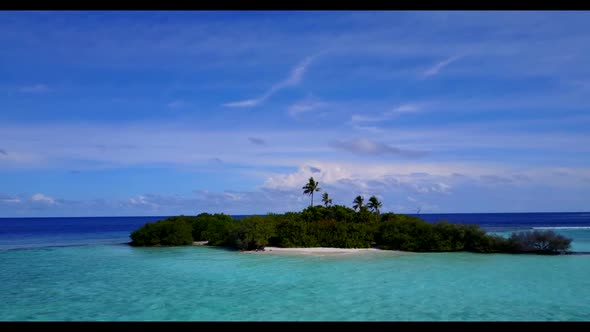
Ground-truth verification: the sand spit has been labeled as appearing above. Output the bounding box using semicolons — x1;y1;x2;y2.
242;246;407;256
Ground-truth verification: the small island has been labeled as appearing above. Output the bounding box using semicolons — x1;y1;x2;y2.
130;177;572;255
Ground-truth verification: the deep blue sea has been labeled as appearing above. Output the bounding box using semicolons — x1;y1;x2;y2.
1;213;590;321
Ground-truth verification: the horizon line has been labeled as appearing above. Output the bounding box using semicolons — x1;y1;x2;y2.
1;211;589;219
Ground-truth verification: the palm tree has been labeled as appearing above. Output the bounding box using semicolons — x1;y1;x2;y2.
302;177;321;207
367;196;383;215
352;195;364;211
322;192;333;207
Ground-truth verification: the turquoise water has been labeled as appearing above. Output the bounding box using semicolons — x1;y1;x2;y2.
2;215;590;321
1;241;590;321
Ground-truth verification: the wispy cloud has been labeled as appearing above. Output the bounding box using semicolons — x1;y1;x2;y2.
31;193;56;205
350;103;424;125
248;137;266;145
3;122;590;172
1;198;21;204
223;56;314;108
350;114;385;124
352;125;384;134
2;160;589;215
422;55;462;77
287;98;328;117
128;194;160;211
480;175;513;184
0;149;7;156
332;138;428;158
0;194;21;204
223;99;261;108
388;103;422;114
18;84;50;93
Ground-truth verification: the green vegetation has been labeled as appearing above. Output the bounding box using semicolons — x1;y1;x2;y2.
191;213;233;246
302;177;321;207
129;177;573;255
130;216;193;246
505;230;572;254
367;196;382;215
273;206;377;248
352;195;364;211
322;192;333;207
227;215;278;250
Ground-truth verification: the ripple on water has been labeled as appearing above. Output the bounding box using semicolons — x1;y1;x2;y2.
1;244;590;321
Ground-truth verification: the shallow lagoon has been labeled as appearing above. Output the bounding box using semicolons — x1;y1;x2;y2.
1;240;589;321
2;215;590;321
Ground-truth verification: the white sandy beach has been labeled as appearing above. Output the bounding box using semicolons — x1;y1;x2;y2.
243;246;407;256
192;241;406;256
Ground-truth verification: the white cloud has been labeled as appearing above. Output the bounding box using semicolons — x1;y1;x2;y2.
389;103;421;114
423;55;462;77
2;159;590;215
262;162;432;191
223;99;261;108
0;198;21;204
128;195;161;211
259;160;590;195
258;162;460;210
350;103;424;126
224;56;314;108
284;57;313;85
31;193;56;205
422;182;452;193
223;192;243;201
1;122;589;197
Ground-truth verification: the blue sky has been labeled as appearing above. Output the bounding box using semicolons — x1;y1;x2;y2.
1;11;589;217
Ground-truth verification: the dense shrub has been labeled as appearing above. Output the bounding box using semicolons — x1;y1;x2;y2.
376;215;435;251
130;217;193;246
276;217;319;247
330;205;361;223
273;206;376;248
376;215;514;253
227;216;277;250
128;207;574;255
431;221;466;251
506;230;572;254
460;224;493;252
334;222;374;248
191;213;234;245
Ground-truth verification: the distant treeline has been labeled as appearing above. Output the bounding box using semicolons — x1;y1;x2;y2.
129;205;572;255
